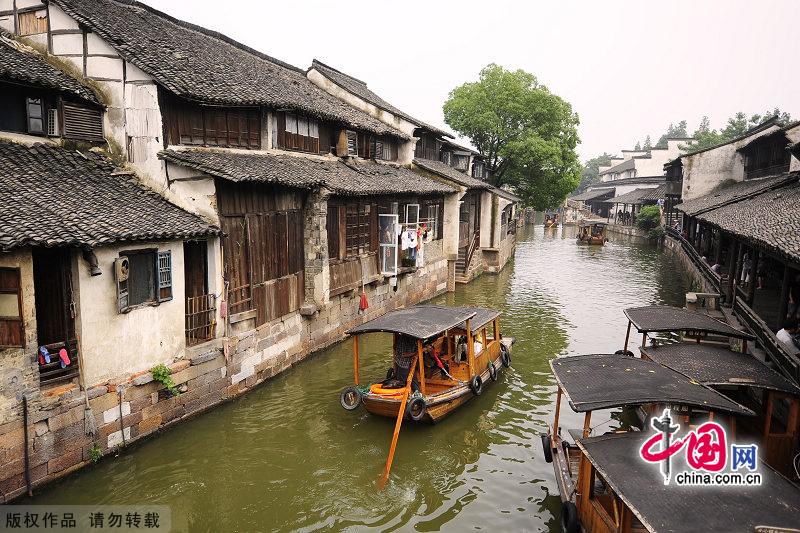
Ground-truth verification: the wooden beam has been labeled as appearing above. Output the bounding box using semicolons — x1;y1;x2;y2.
417;339;426;396
353;335;360;385
553;387;562;432
582;411;592;438
466;318;474;378
778;265;792;330
623;321;632;352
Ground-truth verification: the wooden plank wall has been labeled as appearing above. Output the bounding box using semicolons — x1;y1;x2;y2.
218;180;305;324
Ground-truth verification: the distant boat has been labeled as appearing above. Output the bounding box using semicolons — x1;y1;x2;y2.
576;220;607;245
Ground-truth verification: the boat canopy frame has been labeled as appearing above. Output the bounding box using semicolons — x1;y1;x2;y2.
549;354;754;416
346;305;478;341
641;343;800;396
623;305;754;339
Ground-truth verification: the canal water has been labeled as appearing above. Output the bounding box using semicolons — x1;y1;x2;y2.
26;225;688;532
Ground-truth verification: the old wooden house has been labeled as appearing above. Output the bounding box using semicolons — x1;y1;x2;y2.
0;0;519;500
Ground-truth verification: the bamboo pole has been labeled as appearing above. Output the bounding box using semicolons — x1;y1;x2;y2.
353;336;360;385
553;387;562;432
466;318;474;378
378;351;419;490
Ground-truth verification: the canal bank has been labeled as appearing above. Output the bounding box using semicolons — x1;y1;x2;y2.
19;225;688;532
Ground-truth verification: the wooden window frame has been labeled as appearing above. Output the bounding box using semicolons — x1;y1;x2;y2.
276;111;320;153
117;248;162;313
26;97;44;135
0;267;25;348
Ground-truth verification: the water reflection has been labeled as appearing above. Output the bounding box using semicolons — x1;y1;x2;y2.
25;224;687;532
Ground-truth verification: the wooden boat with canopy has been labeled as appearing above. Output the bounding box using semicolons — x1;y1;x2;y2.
544;211;559;228
624;305;800;477
573;430;800;532
339;305;514;424
576;220;607;245
542;353;760;532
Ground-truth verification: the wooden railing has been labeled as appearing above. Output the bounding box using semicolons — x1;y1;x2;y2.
186;294;217;346
666;228;800;383
464;231;480;272
38;340;80;385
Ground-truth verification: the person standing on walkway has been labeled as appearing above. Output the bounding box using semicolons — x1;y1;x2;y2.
777;318;800;356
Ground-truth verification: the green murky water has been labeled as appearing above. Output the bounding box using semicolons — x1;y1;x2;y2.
24;224;688;532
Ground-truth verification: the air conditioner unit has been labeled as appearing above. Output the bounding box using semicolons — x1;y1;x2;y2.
115;256;130;282
47;108;58;137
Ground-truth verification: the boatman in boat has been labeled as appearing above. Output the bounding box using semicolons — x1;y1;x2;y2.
393;334;420;391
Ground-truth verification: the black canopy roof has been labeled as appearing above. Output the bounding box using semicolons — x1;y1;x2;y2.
641;344;800;396
347;305;477;340
624;306;754;340
577;432;800;532
550;354;753;415
459;307;501;333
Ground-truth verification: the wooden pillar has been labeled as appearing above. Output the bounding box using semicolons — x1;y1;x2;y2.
417;339;426;396
553;387;563;432
466;318;474;378
642;332;647;348
623;321;632;352
582;411;593;438
353;335;360;385
747;249;760;306
493;318;499;340
778;265;792;330
728;240;740;304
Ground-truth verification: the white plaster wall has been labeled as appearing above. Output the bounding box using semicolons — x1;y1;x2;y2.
442;192;461;257
479;191;493;248
75;241;187;385
681;125;780;200
164;162;220;223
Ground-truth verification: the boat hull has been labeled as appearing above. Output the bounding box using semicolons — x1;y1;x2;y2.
363;340;513;424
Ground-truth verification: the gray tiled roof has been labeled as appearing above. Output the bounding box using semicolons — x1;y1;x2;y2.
159;149;455;197
491;186;521;203
413;158;490;190
0;36;100;105
570;187;615;202
598;158;635;175
675;173;795;216
588;176;665;188
695;176;800;263
0;140;218;251
606;185;665;204
311;60;451;139
51;0;408;140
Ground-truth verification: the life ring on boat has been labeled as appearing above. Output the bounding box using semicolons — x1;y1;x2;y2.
614;349;634;357
340;386;362;410
386;367;395;380
541;434;553;463
470;375;483;396
560;501;580;533
487;361;498;381
500;344;511;368
369;384;405;397
406;397;427;421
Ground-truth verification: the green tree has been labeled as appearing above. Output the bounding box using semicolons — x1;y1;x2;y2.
655;121;688;148
636;205;661;231
443;64;581;209
634;141;641;151
683;109;793;152
576;153;614;193
643;135;652;151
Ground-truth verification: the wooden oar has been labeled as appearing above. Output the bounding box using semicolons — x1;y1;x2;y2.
378;349;420;490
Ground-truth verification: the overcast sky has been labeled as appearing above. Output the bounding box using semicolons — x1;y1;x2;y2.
143;0;800;162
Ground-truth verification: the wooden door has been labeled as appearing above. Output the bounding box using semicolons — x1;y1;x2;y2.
32;248;75;347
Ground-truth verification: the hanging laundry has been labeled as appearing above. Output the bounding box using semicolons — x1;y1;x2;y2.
405;229;418;249
358;291;369;315
400;230;411;250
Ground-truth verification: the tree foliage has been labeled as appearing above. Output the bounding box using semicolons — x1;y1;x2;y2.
682;108;793;152
635;205;661;231
443;64;581;209
655;121;688;149
576;153;614;193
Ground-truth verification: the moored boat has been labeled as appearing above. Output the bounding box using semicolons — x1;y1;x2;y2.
340;305;514;423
